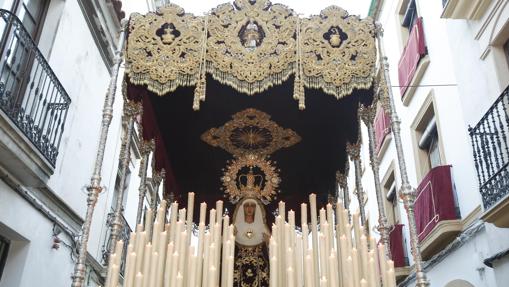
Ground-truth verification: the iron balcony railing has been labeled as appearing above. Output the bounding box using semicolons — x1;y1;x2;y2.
0;9;71;166
102;212;132;275
469;86;509;210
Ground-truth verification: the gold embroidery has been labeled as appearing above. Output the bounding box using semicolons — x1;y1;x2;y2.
300;6;376;99
206;0;297;95
125;5;205;96
126;1;377;109
221;154;280;203
201;108;301;157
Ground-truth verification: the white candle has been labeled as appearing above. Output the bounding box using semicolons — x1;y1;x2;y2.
378;244;388;287
134;232;146;274
320;277;327;287
178;231;187;276
176;272;184;287
179;208;187;223
304;255;314;287
345;256;354;287
278;201;285;221
216;200;223;223
202;234;211;287
328;252;338;287
339;236;348;287
142;243;152;287
188;255;197;287
301;203;308;226
319;208;326;226
144;209;153;233
386;268;396;287
199;202;207;224
270;256;277;287
309;193;319;287
170;252;179;287
360;279;368;287
353;212;361;249
187;193;195;236
367;256;378;287
323;222;331;256
109;264;119;287
170;202;178;242
155;232;167;287
196;223;206;287
318;232;327;278
359;235;369;280
134;272;143;287
209;266;217;287
148;252;158;287
125;252;136;287
227;256;234;287
288;267;296;287
352;248;361;287
302;224;309;251
163;242;174;287
295;236;303;287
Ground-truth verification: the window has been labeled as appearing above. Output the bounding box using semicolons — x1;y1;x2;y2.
411;92;445;181
0;235;9;282
383;170;400;226
0;0;48;38
401;0;417;32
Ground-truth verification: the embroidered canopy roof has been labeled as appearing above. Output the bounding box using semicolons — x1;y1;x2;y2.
124;0;378;222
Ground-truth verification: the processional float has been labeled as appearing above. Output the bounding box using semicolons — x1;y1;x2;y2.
71;0;429;286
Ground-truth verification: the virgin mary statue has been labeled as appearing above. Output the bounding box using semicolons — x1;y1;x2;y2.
232;197;270;287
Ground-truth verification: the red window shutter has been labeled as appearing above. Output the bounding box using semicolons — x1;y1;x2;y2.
398;17;426;97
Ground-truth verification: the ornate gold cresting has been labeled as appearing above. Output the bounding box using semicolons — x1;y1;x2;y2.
201;108;301;157
206;0;297;96
125;1;376;110
126;5;205;96
222;153;280;203
300;6;376;100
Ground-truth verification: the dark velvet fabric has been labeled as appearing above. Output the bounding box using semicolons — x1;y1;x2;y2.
414;165;458;242
389;223;406;268
125;74;374;224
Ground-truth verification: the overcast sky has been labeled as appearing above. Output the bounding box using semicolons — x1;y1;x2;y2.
123;0;371;17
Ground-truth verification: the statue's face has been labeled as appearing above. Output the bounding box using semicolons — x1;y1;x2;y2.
243;201;256;217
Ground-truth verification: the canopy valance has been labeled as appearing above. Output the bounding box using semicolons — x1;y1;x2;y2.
125;0;376;110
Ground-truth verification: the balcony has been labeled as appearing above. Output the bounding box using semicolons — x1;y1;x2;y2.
441;0;491;20
0;10;71;184
388;224;410;281
375;106;391;157
102;212;132;275
414;165;461;259
469;86;509;228
398;17;429;106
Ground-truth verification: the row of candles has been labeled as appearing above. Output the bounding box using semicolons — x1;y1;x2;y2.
269;193;397;287
103;193;236;287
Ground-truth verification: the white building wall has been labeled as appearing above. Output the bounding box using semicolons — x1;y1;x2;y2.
0;0;150;286
356;0;509;286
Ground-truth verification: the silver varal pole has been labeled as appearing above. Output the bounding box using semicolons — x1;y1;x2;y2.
71;20;128;287
360;104;391;257
136;141;153;225
376;24;429;286
347;142;368;228
107;102;140;256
